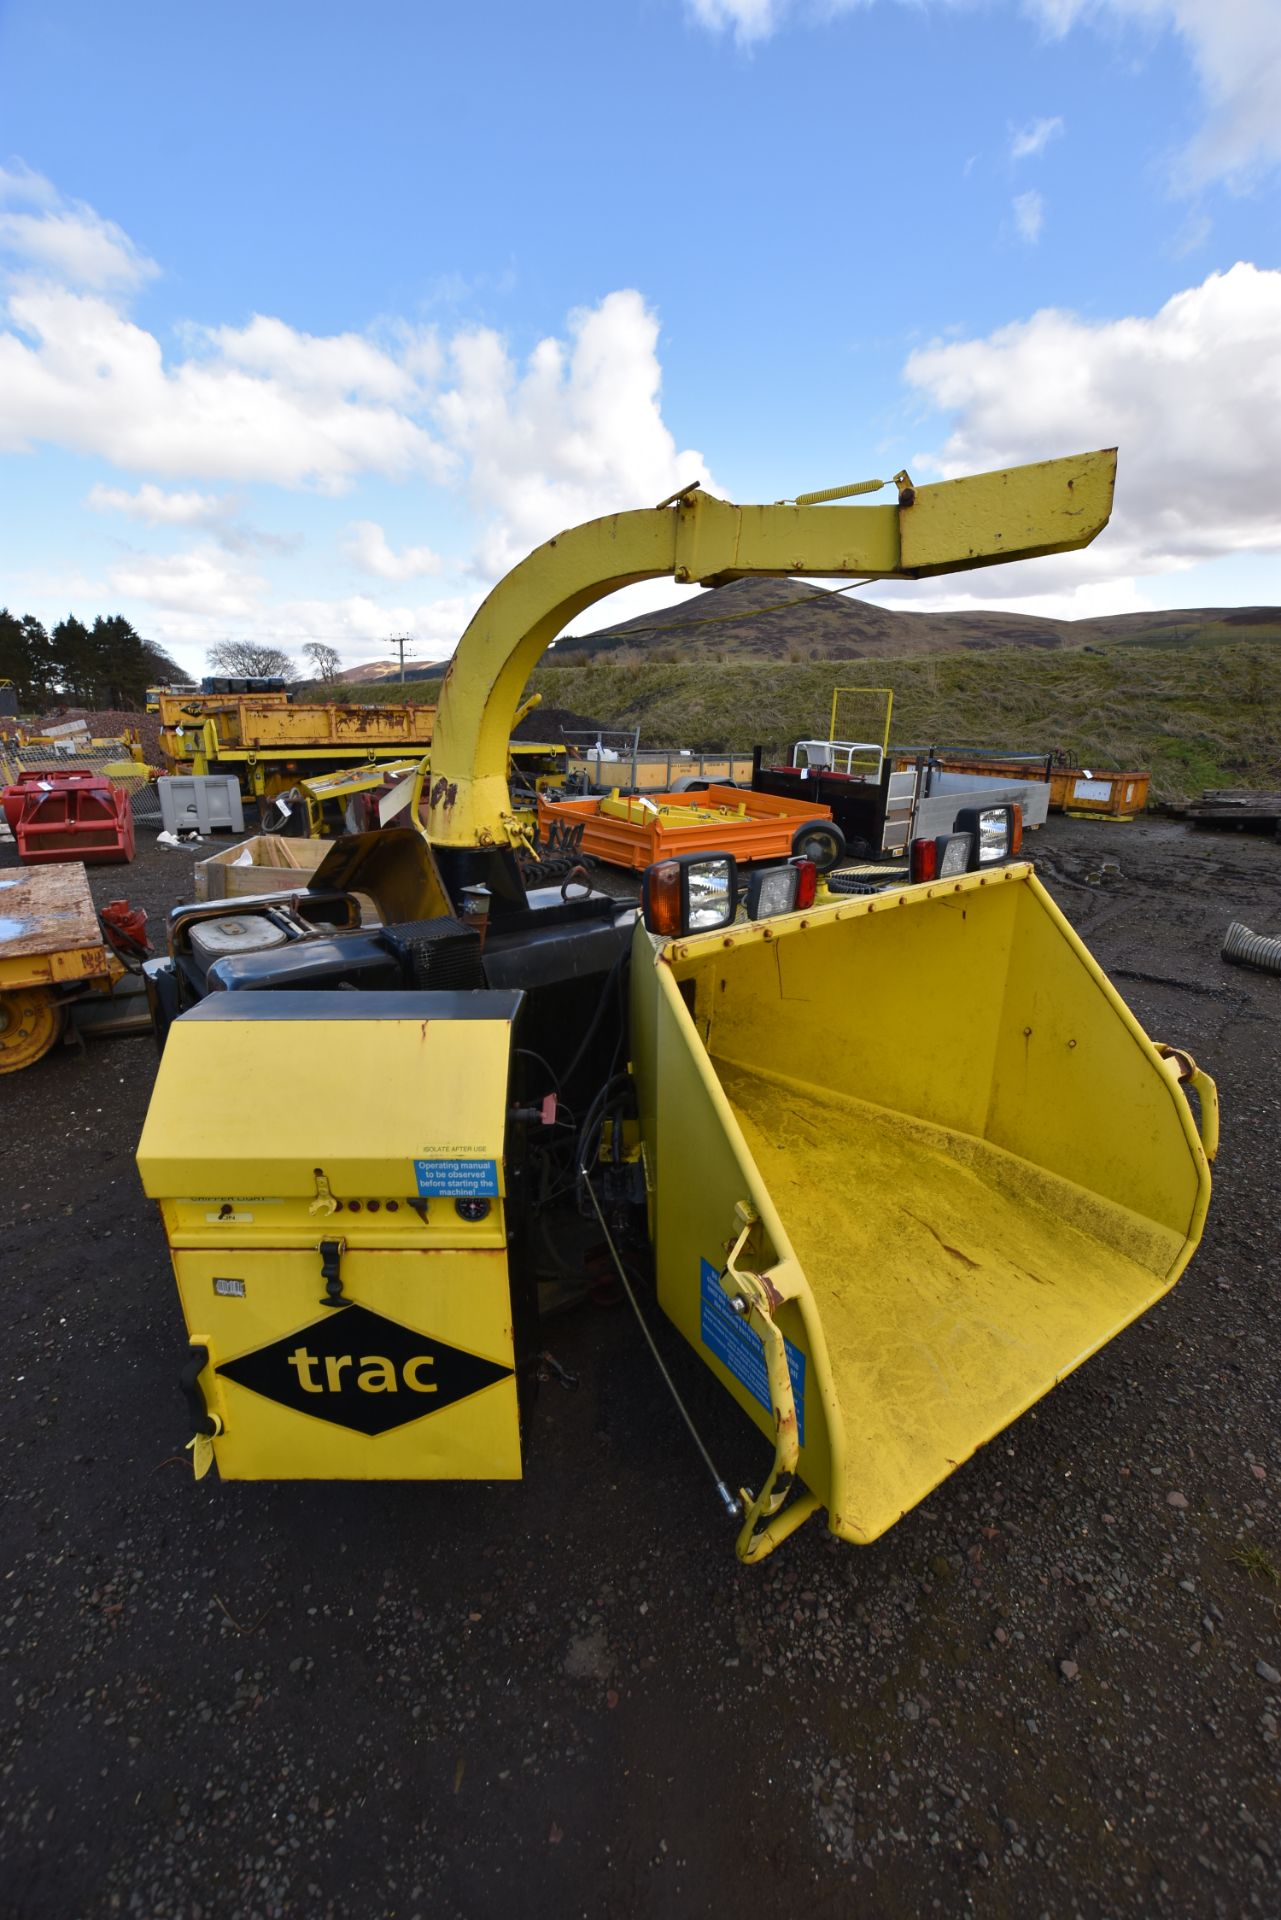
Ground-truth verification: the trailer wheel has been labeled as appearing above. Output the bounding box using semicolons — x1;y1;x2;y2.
670;776;712;793
791;820;846;872
0;986;65;1073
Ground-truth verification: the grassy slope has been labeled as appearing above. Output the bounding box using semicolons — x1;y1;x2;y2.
531;639;1281;803
302;637;1281;803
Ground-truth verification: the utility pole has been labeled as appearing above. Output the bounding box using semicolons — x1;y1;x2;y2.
390;633;414;697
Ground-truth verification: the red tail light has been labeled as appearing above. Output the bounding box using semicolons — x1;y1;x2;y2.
909;837;938;883
792;858;817;909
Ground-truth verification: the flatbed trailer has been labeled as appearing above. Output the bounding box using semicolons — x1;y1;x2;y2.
0;862;148;1071
564;745;757;794
753;746;1048;856
536;783;836;871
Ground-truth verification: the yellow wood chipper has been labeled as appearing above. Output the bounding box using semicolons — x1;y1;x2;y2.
136;453;1219;1560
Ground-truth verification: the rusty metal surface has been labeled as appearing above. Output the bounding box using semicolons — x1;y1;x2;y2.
0;861;101;963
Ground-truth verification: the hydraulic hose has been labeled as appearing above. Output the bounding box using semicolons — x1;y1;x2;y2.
1222;922;1281;976
559;947;628;1090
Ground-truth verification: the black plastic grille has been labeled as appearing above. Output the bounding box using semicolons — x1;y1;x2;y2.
380;917;486;990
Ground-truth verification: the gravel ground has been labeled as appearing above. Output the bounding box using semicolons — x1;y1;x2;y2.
3;812;1280;1920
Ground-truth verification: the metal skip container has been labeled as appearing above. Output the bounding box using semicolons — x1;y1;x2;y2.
631;863;1217;1561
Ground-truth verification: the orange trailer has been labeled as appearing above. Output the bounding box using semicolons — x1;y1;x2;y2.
537;784;836;872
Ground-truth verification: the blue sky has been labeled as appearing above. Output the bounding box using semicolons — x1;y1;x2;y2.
1;0;1278;677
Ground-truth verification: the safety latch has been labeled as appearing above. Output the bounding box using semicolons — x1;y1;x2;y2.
181;1343;217;1437
318;1237;349;1309
180;1342;223;1479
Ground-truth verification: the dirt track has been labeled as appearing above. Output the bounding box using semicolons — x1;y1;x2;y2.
3;814;1280;1919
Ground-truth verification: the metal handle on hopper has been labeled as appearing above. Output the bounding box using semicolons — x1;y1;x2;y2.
720;1210;809;1561
1155;1045;1220;1163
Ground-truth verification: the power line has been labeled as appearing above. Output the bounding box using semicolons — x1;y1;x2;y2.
390;632;414;694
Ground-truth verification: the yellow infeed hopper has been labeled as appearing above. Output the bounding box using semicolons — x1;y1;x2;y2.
631;862;1216;1559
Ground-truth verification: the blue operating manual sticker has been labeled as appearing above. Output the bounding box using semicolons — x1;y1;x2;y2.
699;1257;806;1445
414;1159;500;1198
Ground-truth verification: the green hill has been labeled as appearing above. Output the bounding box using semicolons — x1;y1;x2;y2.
325;636;1281;804
551;577;1281;666
529;638;1281;802
299;583;1281;804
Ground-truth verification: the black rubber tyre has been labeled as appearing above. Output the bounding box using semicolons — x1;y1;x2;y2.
791;819;847;872
670;775;712;794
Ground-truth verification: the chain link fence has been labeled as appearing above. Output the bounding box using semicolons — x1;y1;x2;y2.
0;735;162;823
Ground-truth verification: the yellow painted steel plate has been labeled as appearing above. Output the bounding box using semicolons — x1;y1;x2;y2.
138;993;516;1201
719;1064;1185;1541
175;1247;520;1480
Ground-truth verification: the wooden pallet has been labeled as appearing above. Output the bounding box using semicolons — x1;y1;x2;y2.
1184;789;1281;829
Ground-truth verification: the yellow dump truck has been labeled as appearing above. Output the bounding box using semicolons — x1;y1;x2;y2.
136;452;1219;1560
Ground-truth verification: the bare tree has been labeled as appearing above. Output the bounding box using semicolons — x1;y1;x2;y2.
207;640;297;679
302;641;343;684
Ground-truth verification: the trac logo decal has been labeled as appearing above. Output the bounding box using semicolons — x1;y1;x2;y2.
216;1304;512;1435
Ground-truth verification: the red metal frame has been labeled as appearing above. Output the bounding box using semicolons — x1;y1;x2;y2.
3;769;135;866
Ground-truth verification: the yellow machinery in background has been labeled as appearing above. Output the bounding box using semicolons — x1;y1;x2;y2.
136;448;1218;1560
151;689;439;802
254;697;568;836
274;757;421;837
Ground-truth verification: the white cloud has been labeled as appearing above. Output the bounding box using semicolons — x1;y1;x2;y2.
342;520;443;581
904;261;1281;594
87;482;230;527
1170;207;1212;256
0;164;157;290
686;1;1281;184
1010;114;1064;159
0;166;56;210
106;542;267;619
1013;189;1045;241
200;313;434;405
435;289;713;579
874;565;1156;618
0;189;703;551
1047;0;1281;178
1025;0;1281;184
0;286;449;491
7;178;713;670
685;0;784;42
267;592;479;656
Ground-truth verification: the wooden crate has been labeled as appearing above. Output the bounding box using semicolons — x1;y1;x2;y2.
194;834;329;902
